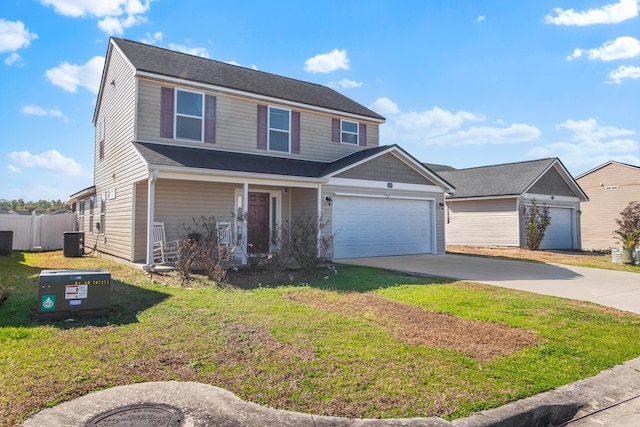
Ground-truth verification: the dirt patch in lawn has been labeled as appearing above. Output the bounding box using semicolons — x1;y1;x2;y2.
285;290;541;362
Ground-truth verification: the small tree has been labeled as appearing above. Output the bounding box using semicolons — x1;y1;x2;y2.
522;199;551;251
615;201;640;250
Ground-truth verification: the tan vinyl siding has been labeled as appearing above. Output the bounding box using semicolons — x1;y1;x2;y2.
155;180;237;241
135;79;379;162
529;167;578;197
323;184;446;255
93;46;146;261
336;153;435;185
446;199;519;247
577;163;640;249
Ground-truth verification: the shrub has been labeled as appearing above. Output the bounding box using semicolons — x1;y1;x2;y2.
176;216;232;285
522;200;551;251
285;213;332;279
615;201;640;250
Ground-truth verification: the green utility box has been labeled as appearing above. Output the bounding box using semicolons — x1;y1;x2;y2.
38;269;111;320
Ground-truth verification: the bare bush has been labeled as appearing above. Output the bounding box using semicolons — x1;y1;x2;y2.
285;213;332;279
176;216;233;285
521;200;551;251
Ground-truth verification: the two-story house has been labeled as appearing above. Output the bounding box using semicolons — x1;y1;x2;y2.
69;38;453;267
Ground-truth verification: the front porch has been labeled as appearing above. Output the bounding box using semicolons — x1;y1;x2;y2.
133;176;327;267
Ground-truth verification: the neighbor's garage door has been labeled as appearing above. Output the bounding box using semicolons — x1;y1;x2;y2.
332;196;433;259
540;207;574;249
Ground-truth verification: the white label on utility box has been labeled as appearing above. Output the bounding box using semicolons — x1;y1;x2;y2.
65;284;88;299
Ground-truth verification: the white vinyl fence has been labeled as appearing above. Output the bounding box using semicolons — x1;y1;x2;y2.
0;212;77;251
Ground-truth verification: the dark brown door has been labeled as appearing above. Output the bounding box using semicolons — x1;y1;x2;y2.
248;192;270;253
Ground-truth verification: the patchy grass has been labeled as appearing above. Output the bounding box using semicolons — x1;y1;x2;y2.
447;245;640;273
1;251;640;425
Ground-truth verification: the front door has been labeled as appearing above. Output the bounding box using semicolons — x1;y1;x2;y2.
248;192;270;253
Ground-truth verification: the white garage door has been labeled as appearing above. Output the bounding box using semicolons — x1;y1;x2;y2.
332;196;433;259
540;207;574;249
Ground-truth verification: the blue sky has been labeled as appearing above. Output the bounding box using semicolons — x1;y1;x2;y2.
1;0;639;202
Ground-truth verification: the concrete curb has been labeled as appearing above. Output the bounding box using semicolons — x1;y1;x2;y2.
22;358;640;427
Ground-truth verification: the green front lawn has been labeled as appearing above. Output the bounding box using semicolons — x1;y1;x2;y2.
1;251;639;426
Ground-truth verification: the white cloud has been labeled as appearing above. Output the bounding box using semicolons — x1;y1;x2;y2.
378;103;541;147
21;104;65;118
5;52;23;66
394;107;485;139
0;19;37;56
567;36;640;61
45;56;105;94
423;124;541;146
304;49;349;73
40;0;153;35
7;165;22;174
225;60;258;70
476;15;486;22
530;117;639;169
167;43;210;58
7;150;82;176
369;97;400;115
544;0;639;26
140;31;162;45
529;140;639;168
556;119;635;141
609;65;640;83
328;78;362;89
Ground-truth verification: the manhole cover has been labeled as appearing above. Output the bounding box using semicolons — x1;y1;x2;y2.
87;404;183;426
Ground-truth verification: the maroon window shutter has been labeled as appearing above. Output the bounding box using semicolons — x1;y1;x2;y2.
257;105;267;150
291;111;300;154
332;118;340;142
204;95;216;143
160;87;174;138
359;123;367;146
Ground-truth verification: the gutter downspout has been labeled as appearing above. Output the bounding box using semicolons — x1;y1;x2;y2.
145;169;159;269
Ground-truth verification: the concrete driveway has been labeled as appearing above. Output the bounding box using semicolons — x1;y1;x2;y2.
336;254;640;315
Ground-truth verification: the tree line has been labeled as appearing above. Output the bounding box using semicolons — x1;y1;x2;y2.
0;199;70;214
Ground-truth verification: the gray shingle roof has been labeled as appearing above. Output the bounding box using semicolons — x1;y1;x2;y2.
112;38;384;121
134;142;394;179
436;158;558;198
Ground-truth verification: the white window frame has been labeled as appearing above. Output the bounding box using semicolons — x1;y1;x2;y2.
174;88;205;142
268;106;291;153
100;192;106;235
78;200;85;232
340;119;359;145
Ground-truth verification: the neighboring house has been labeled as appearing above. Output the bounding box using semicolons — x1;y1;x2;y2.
575;161;640;250
68;38;453;266
427;158;588;250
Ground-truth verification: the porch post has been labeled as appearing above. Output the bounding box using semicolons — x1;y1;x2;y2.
317;184;322;257
145;169;158;269
242;182;248;265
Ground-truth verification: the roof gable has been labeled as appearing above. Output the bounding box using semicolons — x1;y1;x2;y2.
575;161;640;180
336;152;437;186
111;38;384;121
438;158;587;201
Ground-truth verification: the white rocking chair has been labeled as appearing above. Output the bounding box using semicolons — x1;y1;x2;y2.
217;221;232;258
152;221;179;264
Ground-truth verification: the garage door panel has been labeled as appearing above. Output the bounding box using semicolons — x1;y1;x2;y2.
333;196;433;259
540;207;573;249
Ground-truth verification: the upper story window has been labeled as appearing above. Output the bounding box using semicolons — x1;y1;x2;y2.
175;89;204;142
341;120;359;145
161;87;216;143
268;107;290;152
332;118;366;147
